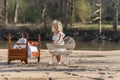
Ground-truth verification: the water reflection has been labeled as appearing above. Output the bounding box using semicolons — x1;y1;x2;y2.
0;40;120;51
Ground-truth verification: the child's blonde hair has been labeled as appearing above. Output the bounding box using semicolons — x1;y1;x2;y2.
52;20;63;32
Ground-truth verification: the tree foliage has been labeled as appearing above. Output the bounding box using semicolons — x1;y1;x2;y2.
0;0;119;26
75;0;92;23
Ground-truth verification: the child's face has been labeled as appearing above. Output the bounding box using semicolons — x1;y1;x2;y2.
54;23;59;31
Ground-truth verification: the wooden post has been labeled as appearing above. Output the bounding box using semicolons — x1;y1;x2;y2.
38;34;41;62
8;34;11;64
25;34;28;64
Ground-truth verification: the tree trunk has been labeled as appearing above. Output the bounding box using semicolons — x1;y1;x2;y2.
64;0;69;29
113;0;118;33
42;0;47;30
0;0;4;18
60;0;64;10
14;0;19;23
4;0;8;25
70;0;74;26
98;0;102;36
60;0;65;27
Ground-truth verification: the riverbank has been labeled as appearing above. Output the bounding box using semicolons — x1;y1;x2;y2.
1;26;120;42
0;49;120;80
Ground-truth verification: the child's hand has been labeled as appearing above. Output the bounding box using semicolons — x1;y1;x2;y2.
53;41;56;44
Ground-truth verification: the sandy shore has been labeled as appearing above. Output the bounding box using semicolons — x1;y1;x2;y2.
0;49;120;80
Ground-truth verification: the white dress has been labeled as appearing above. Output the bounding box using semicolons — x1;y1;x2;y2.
52;32;65;45
52;32;66;52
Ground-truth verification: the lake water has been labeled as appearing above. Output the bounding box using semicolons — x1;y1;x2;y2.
1;40;120;51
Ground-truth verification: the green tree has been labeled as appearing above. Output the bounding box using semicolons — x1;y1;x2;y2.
75;0;92;23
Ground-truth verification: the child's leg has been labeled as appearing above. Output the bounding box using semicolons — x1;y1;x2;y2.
56;55;61;62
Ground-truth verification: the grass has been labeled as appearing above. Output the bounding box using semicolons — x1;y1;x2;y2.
4;23;120;32
71;23;120;31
